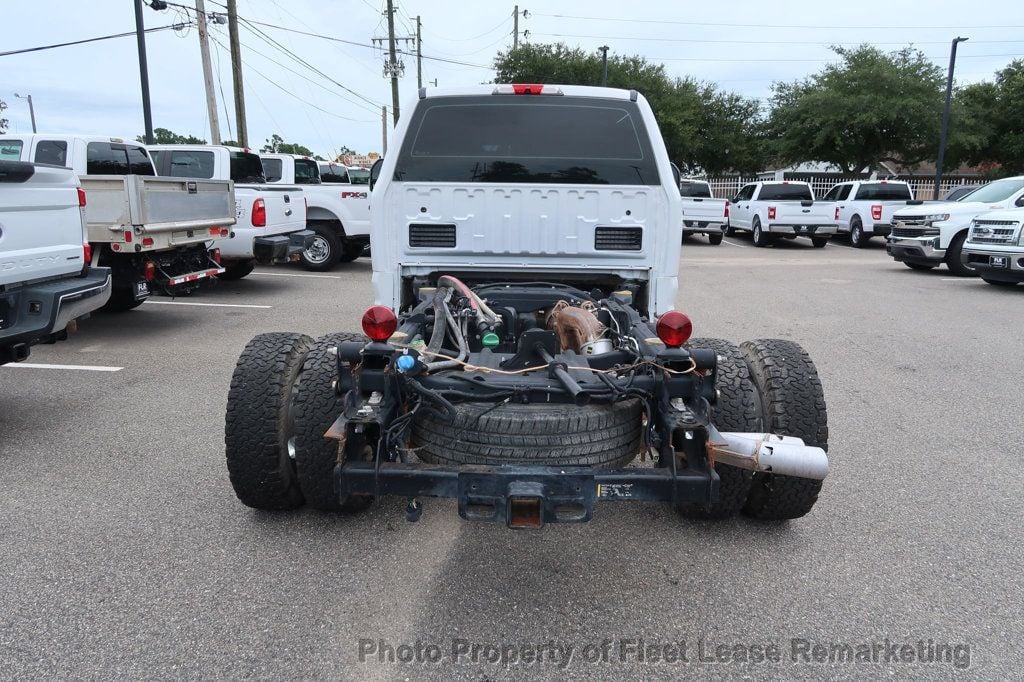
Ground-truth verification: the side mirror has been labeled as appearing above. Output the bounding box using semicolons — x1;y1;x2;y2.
369;158;384;191
670;162;681;188
1015;195;1024;207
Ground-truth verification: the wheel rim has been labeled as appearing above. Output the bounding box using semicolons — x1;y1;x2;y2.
304;236;331;264
852;225;860;243
754;224;761;241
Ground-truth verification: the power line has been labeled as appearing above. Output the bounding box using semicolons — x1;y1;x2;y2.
530;12;1024;31
422;16;512;42
530;32;1024;46
0;23;190;57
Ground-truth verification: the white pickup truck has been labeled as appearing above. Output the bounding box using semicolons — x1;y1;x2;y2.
678;178;727;245
961;208;1024;287
821;180;914;247
887;176;1024;276
0;161;112;363
727;181;837;248
150;145;312;280
0;134;235;311
261;153;370;270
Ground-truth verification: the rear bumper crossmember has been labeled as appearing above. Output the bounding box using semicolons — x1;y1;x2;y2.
336;460;719;527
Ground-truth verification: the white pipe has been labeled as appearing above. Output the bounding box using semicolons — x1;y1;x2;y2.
710;432;829;480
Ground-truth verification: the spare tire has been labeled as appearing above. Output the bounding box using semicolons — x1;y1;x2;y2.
411;399;643;468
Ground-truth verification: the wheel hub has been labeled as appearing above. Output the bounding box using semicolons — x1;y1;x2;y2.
305;236;331;264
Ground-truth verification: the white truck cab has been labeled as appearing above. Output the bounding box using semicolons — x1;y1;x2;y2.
0;134;235;311
821;180;913;247
261;153;370;270
888;176;1024;276
727;181;837;248
369;83;681;316
961;208;1024;287
0;161;112;362
149;145;312;280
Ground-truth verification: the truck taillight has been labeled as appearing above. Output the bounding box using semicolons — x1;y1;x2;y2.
362;306;398;342
123;230;133;243
252;198;266;227
834;206;840;220
77;187;86;207
871;204;883;221
210;248;221;265
83;242;92;265
143;260;156;282
656;311;693;348
767;206;776;221
724;201;730;219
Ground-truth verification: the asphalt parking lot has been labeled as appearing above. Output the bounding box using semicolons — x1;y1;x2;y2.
2;236;1022;679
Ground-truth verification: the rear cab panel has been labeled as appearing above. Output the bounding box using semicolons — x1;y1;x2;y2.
370;85;681;316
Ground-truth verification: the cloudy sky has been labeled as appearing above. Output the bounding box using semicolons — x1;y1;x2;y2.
3;0;1021;158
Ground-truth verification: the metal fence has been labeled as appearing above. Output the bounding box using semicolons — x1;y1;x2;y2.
704;176;986;201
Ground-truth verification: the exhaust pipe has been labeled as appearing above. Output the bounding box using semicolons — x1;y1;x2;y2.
710;432;829;480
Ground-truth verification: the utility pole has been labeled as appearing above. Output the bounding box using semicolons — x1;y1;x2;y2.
133;0;155;144
416;16;422;90
226;0;248;147
14;93;36;133
513;6;528;49
195;0;221;144
382;105;388;155
385;0;400;124
934;36;968;200
599;46;609;86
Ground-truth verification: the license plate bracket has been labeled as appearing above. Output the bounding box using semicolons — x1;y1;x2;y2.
134;281;151;300
990;256;1008;268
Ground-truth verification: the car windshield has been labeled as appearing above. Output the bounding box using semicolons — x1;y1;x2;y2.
231;152;266;183
679;182;712;198
396;95;660;185
855;183;913;201
960;178;1024;203
349;169;370;185
294;158;321;184
758;184;813;201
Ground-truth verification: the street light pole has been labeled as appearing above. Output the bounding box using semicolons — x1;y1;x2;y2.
599;46;609;86
934;36;968;200
133;0;155;144
14;93;36;133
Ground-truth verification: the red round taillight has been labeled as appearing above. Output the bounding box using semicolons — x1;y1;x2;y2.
655;310;693;348
210;247;221;265
361;305;397;342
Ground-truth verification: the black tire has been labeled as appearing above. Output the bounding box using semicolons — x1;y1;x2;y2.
677;338;760;520
301;222;342;271
751;218;769;247
337;241;363;263
725;223;737;237
292;332;374;513
708;232;724;246
904;261;937;271
225;332;313;510
849;217;869;248
982;278;1017;287
811;237;829;248
411;399;644;467
945;231;977;277
739;339;829;521
100;287;145;312
219;259;256;281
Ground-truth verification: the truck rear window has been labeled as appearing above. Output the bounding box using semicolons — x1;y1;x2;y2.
0;140;24;161
758;184;813;201
679;182;712;198
231;152;266;183
395;96;660;185
262;158;282;182
154;149;216;178
319;164;349;183
86;142;154;175
854;183;912;201
349;168;370;185
294;158;320;184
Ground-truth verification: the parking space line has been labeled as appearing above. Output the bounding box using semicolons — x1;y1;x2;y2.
722;239;747;248
145;300;272;309
940;278;982;282
4;363;123;372
249;271;342;279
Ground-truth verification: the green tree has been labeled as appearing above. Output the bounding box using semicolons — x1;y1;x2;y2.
220;139;241;147
493;43;765;174
261;133;315;156
135;127;206;144
953;60;1024;176
765;45;945;173
0;100;8;133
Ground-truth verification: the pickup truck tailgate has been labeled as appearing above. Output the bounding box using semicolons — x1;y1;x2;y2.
681;198;727;222
772;201;834;225
0;163;86;287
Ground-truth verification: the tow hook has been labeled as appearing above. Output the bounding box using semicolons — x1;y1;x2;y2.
405;497;423;522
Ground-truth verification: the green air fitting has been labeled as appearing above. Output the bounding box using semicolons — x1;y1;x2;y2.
481;332;500;348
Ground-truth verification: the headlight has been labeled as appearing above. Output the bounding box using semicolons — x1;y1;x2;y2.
1017;225;1024;246
924;213;951;223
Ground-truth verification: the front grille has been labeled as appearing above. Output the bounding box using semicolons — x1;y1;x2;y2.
408;223;456;248
595;226;643;251
892;215;927;225
969;222;1019;244
891;226;939;238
